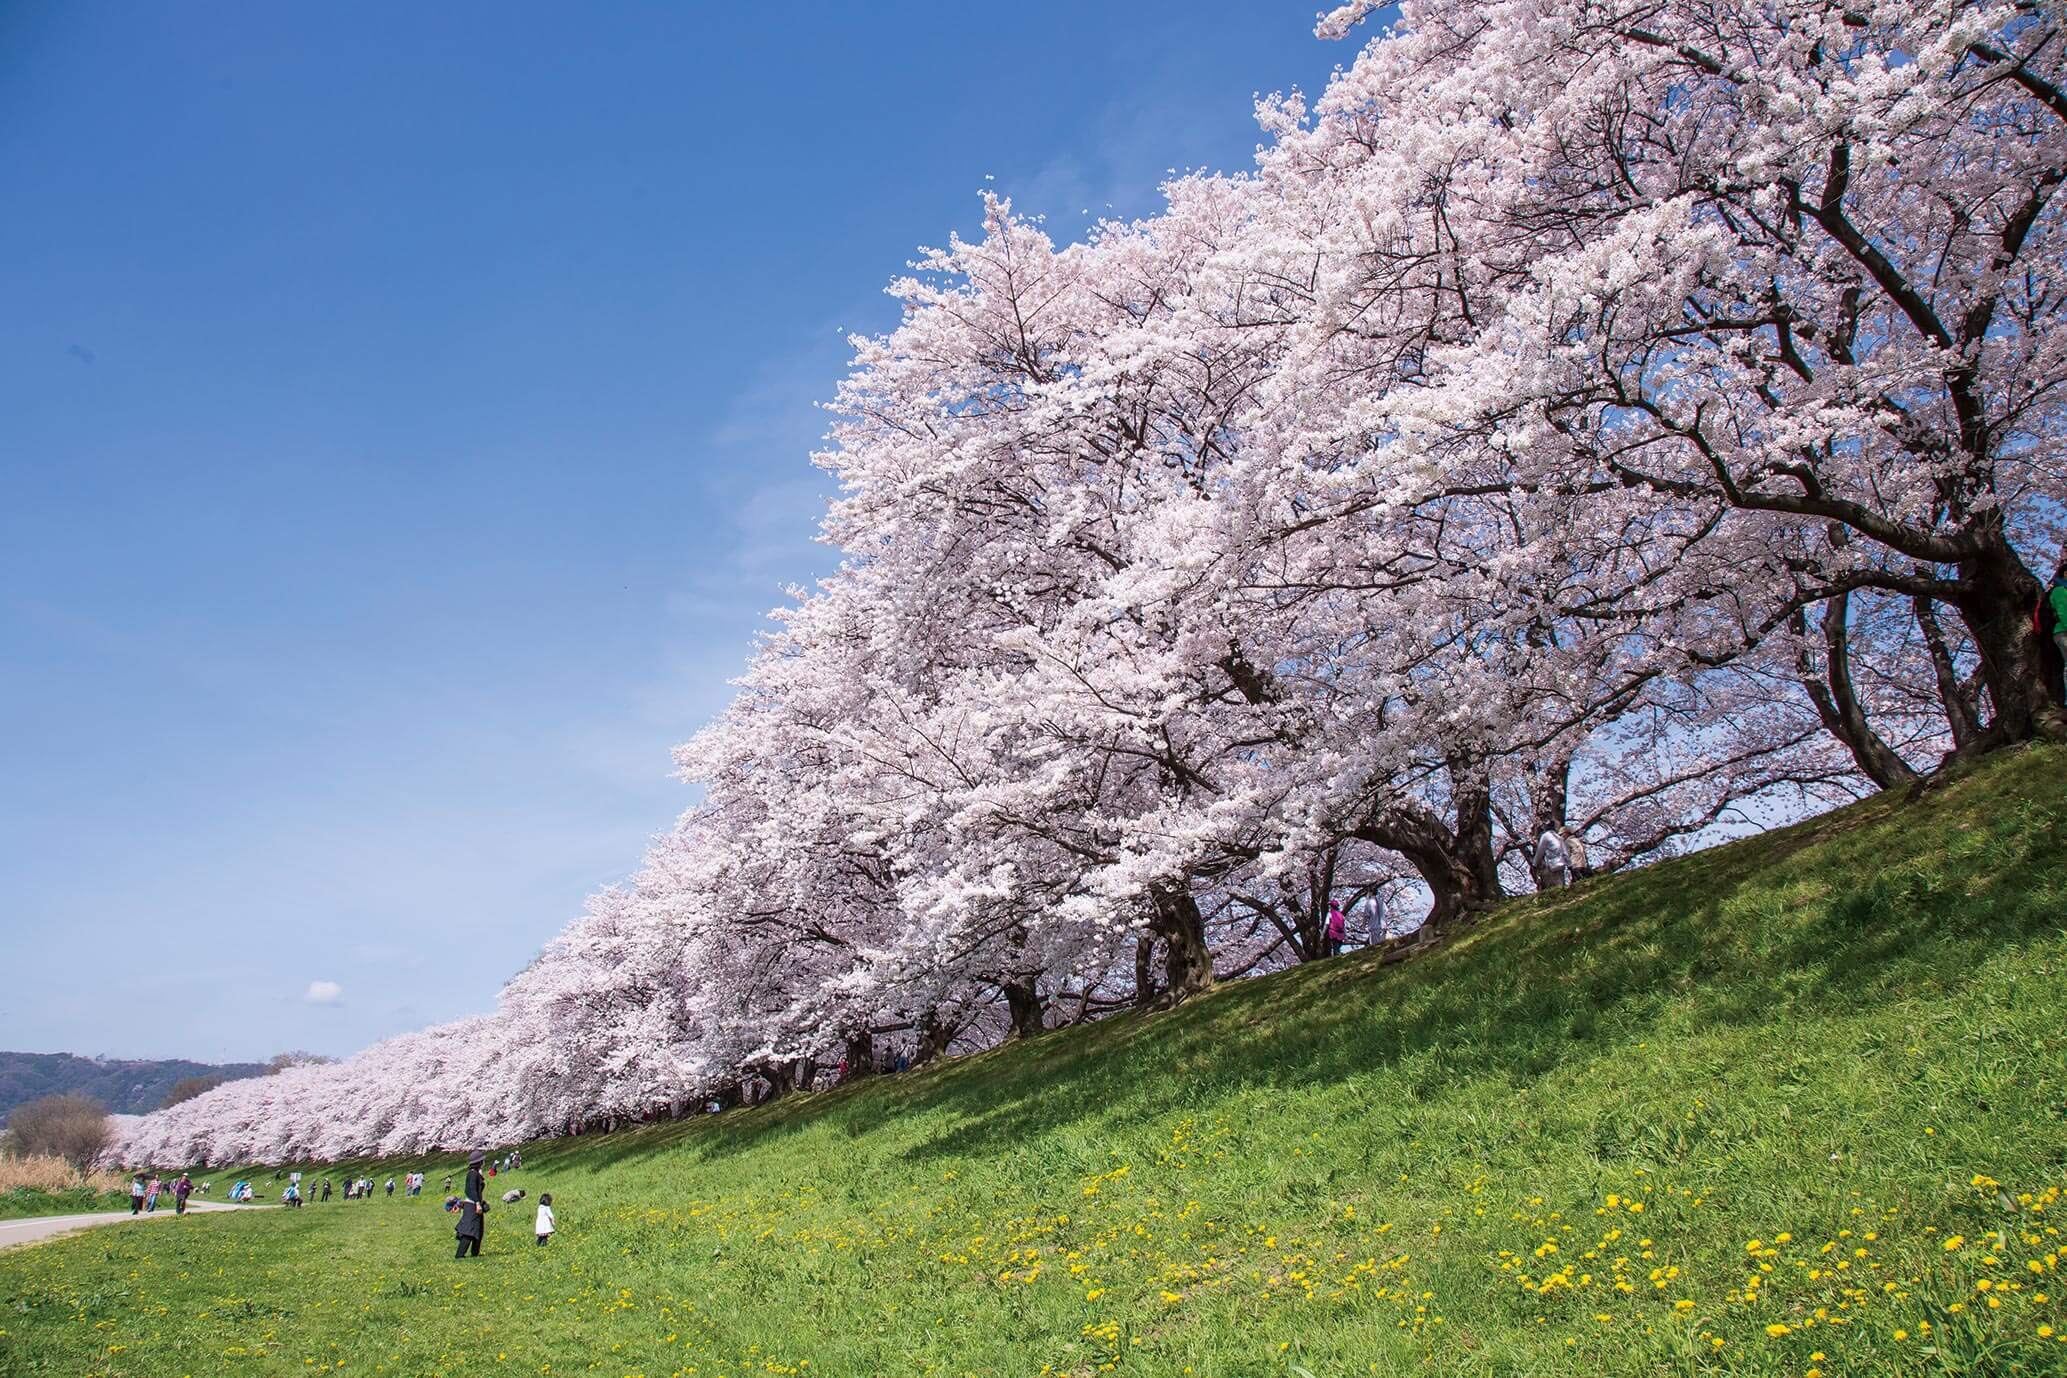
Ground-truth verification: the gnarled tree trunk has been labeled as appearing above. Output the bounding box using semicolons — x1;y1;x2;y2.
1913;591;1985;751
1951;543;2067;747
1149;884;1214;1003
1001;977;1046;1039
913;1008;955;1067
1354;763;1503;930
1793;594;1917;789
841;1029;874;1081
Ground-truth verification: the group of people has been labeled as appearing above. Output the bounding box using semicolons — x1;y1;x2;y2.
127;1171;195;1215
447;1149;553;1257
268;1166;443;1206
126;1147;556;1259
1319;896;1410;959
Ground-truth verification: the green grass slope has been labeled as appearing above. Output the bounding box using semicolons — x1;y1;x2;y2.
0;1187;130;1221
4;746;2065;1378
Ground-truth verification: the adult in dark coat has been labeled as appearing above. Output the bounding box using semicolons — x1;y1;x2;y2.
454;1151;487;1259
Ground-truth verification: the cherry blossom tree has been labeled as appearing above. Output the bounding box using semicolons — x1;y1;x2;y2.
107;0;2066;1168
1267;0;2067;749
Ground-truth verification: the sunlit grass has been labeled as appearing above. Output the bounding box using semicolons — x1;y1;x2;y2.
3;745;2063;1376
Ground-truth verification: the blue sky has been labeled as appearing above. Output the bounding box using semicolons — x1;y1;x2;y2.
0;3;1356;1062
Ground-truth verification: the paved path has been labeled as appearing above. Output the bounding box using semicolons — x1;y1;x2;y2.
0;1200;265;1251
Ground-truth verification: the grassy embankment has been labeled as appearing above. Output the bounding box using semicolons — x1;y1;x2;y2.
0;1188;129;1222
2;745;2064;1377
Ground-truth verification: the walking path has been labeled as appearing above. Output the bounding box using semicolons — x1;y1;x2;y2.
0;1200;263;1251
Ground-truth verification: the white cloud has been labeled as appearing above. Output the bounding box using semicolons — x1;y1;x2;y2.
304;980;344;1005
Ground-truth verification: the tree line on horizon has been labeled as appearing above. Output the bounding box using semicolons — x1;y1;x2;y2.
1;1053;333;1172
110;0;2067;1168
0;1051;273;1128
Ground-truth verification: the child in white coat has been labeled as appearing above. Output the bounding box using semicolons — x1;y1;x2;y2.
535;1192;556;1247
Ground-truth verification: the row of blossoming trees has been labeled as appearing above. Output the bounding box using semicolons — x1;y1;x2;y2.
112;0;2066;1165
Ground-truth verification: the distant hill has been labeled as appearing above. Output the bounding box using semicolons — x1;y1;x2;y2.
0;1052;267;1123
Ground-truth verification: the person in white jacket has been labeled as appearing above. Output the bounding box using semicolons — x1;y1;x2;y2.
1534;830;1572;889
534;1193;556;1247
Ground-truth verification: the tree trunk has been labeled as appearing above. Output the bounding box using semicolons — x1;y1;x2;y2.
841;1029;875;1082
1449;762;1503;918
1913;591;1984;750
1294;848;1342;960
1149;884;1215;1002
1002;978;1045;1039
913;1008;954;1067
1950;542;2067;746
1133;935;1158;1007
1794;594;1918;789
757;1061;795;1102
1354;792;1502;930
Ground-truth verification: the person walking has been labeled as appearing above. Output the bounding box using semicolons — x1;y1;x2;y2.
1324;903;1348;958
143;1176;162;1212
454;1151;488;1259
320;1179;332;1202
1535;829;1572;890
1361;890;1390;949
385;1176;395;1198
534;1193;556;1248
129;1173;146;1215
173;1172;193;1216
